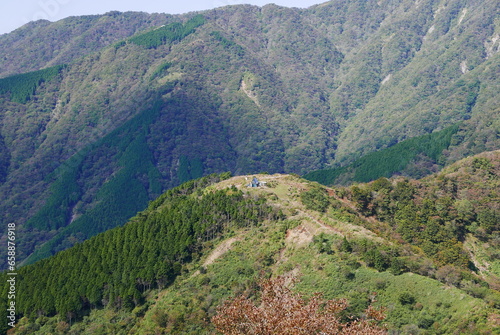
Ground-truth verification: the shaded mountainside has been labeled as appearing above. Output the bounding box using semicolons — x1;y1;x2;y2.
2;152;500;334
304;124;461;185
0;0;499;266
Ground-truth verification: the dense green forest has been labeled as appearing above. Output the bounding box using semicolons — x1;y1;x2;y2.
0;65;65;103
18;87;238;265
0;0;498;270
22;102;164;264
304;124;460;185
128;15;205;49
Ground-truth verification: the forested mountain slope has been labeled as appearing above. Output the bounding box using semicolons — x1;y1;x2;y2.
2;151;500;334
0;12;178;78
0;0;498;266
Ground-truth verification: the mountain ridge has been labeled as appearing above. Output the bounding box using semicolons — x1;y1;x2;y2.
2;150;500;333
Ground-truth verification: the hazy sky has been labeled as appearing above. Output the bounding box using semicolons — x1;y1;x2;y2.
0;0;326;35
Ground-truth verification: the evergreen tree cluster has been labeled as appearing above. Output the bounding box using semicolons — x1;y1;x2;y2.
0;65;65;103
128;15;205;49
177;156;204;184
0;174;281;331
304;124;460;185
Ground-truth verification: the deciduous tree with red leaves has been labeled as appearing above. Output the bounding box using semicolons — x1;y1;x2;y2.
212;276;386;334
